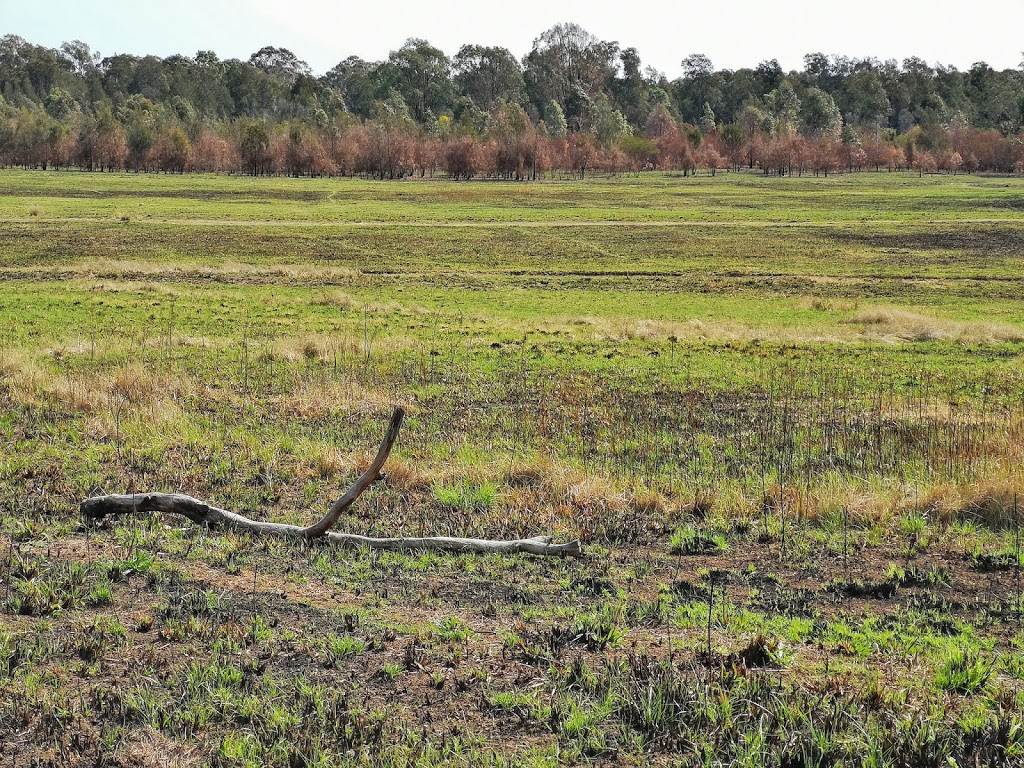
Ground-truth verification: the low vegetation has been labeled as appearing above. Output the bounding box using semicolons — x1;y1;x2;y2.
1;171;1023;766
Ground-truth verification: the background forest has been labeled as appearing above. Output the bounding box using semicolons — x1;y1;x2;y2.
3;23;1024;177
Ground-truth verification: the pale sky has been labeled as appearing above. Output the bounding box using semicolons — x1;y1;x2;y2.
5;0;1024;76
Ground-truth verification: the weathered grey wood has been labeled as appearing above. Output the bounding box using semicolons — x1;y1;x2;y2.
301;407;405;539
79;492;582;557
79;408;583;559
80;492;299;536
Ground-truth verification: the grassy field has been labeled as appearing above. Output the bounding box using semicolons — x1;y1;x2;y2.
1;169;1023;767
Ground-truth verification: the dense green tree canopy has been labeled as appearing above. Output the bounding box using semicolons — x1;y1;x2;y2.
1;29;1021;137
453;45;526;112
1;28;1024;179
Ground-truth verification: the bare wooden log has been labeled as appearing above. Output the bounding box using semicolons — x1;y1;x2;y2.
80;491;581;557
301;406;405;539
80;492;582;557
80;408;583;559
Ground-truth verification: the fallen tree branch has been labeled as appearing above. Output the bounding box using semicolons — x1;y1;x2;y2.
80;407;583;559
80;492;582;556
302;406;406;539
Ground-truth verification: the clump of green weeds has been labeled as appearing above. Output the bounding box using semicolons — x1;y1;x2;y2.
935;647;993;694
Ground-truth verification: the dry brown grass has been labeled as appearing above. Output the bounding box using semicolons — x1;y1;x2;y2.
109;364;160;406
845;306;1024;343
305;445;349;479
548;315;855;345
268;335;337;364
269;332;423;367
795;297;860;313
914;480;1023;528
83;259;362;283
678;489;717;519
503;461;549;490
544;309;1024;345
4;354;187;448
275;378;403;420
761;484;822;522
118;726;203;768
381;458;434;494
630;488;668;515
6;357;108;413
310;289;358;310
497;459;678;541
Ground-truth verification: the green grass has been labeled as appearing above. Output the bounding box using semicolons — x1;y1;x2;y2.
6;170;1024;224
936;647;996;694
1;169;1023;766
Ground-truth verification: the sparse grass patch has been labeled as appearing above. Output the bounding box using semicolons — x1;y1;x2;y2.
432;481;498;512
670;525;729;555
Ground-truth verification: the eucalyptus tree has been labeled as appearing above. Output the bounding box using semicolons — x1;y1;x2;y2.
323;56;381;118
800;87;842;138
523;23;618;123
453;44;525;112
248;46;311;83
673;53;723;123
379;39;454;124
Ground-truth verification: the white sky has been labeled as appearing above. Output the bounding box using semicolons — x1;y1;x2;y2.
5;0;1024;76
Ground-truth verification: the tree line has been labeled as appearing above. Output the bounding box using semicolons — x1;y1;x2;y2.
2;26;1024;178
